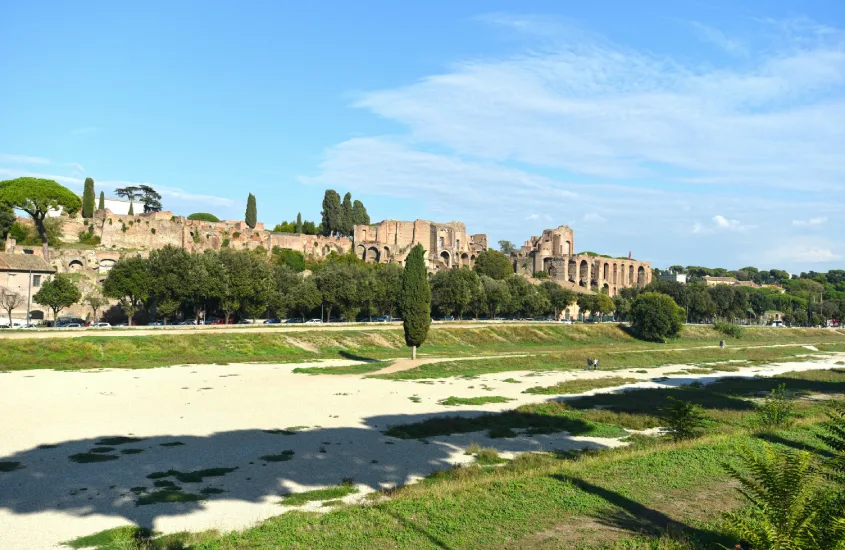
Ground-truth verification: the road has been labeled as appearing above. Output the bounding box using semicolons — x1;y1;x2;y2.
0;320;558;340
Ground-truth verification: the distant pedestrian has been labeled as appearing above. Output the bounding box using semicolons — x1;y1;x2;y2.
720;340;725;349
586;357;593;371
593;358;599;370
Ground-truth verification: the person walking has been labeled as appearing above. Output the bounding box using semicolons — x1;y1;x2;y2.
720;339;725;349
586;357;593;371
593;358;599;370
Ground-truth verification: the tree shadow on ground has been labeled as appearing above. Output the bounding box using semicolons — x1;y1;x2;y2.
755;431;836;459
0;410;615;540
337;350;382;363
551;475;733;547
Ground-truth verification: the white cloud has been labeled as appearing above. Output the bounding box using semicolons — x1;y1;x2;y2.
525;213;539;220
791;248;842;262
792;216;828;226
583;212;607;223
0;154;52;165
689;21;748;56
351;18;845;191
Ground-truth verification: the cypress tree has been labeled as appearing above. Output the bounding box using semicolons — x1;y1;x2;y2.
82;177;95;218
320;190;342;236
98;191;105;211
351;199;370;226
295;212;303;234
399;243;431;359
341;192;353;236
245;193;257;228
128;200;134;215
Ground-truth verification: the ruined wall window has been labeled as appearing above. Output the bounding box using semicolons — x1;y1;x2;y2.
439;236;444;247
32;275;41;287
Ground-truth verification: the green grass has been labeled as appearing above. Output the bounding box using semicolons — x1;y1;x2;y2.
261;450;295;462
293;362;389;375
68;452;119;463
523;376;639;395
279;482;359;506
385;401;628;439
63;526;156;549
466;444;509;465
2;324;840;371
136;489;205;506
0;461;24;472
146;467;237;483
438;395;514;406
502;377;521;383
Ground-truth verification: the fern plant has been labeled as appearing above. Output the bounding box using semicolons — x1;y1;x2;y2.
723;443;831;550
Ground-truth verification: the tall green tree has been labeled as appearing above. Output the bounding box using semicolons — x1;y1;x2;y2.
295;212;303;234
540;281;576;319
128;201;134;215
218;249;273;322
341;192;353;236
481;276;510;318
630;292;685;342
138;185;163;213
473;250;514;280
399;243;431;359
498;240;517;255
351;199;370;226
98;191;105;211
82;178;95;218
33;274;82;321
373;263;403;319
245;193;257;229
0;203;14;245
102;256;152;326
288;276;322;320
320;190;342;236
0;177;81;260
84;290;109;323
148;245;192;324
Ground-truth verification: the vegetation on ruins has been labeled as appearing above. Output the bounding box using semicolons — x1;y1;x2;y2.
82;178;95;218
498;240;517;255
245;193;257;229
0;177;81;260
341;192;353;235
115;185;163;214
295;212;302;233
187;212;221;222
97;191;105;211
399;243;431;359
319;189;369;237
472;249;513;281
351;199;369;226
630;291;686;341
33;273;82;320
320;190;343;237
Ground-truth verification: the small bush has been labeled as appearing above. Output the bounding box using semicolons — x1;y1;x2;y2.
232;231;241;239
753;383;795;430
151;228;156;235
187;212;220;222
630;292;685;342
222;238;230;248
658;397;707;441
715;321;744;339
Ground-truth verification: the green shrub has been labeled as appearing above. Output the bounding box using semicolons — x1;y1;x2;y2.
630;292;685;342
753;383;795;430
714;321;744;339
658;397;707;440
187;212;220;222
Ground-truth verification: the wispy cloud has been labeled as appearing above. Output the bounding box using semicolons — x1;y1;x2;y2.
792;216;828;226
689;21;748;55
0;154;52;165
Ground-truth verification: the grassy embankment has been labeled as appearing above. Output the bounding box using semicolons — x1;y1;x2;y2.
65;367;845;549
1;324;841;371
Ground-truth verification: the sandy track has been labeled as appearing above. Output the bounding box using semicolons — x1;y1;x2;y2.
1;353;843;549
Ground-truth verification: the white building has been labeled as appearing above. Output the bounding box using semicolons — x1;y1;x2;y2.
47;196;146;217
659;272;688;284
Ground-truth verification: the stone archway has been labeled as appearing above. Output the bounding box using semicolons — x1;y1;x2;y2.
579;259;589;287
68;260;84;272
603;262;609;281
366;247;380;262
629;265;635;286
637;266;646;287
440;251;451;268
548;265;557;278
357;244;367;260
383;247;391;262
460;252;469;267
568;259;577;283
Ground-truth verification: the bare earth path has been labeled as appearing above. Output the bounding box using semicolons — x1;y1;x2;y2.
1;351;843;549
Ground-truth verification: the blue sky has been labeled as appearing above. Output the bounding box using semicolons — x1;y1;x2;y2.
1;0;844;272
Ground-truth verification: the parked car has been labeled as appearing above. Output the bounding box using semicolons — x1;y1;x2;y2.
264;318;282;324
237;319;253;324
177;319;199;325
64;323;83;328
91;322;111;328
560;319;573;324
305;318;323;324
284;318;302;324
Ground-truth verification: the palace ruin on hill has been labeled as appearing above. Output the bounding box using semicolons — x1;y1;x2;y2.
512;225;652;297
1;209;649;320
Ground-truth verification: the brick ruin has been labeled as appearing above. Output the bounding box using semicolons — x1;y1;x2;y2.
513;225;652;297
353;219;488;270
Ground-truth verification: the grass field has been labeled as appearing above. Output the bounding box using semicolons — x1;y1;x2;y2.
1;324;842;371
64;366;845;549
